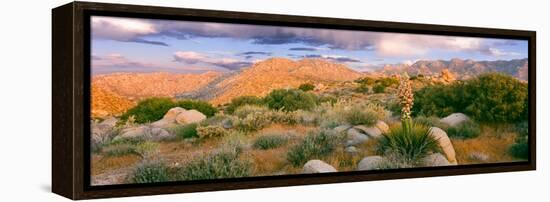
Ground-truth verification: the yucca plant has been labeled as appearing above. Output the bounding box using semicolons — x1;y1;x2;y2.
377;123;440;163
377;74;439;164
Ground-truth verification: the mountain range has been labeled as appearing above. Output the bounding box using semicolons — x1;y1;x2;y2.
374;58;528;81
91;57;528;117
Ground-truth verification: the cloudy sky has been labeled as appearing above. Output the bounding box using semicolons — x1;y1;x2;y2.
91;16;528;74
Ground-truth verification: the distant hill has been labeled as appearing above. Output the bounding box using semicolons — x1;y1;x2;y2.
92;71;222;100
177;58;364;105
91;86;135;118
375;58;528;81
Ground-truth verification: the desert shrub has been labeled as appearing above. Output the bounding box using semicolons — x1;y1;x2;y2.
102;144;137;157
120;97;176;124
295;110;318;125
377;77;399;87
102;141;158;158
235;112;272;132
264;89;317;112
413;84;463;118
172;123;199;139
175;100;217;117
343;103;386;126
354;84;370;93
120;98;217;124
355;77;376;85
515;121;529;137
373;84;386;93
268;110;299;125
196;125;227;139
377;123;440;163
175;148;251;181
413;73;528;123
287;129;338;167
131;161;170;183
298;83;315;91
233;105;270;119
374;152;415;169
462;73;528;123
508;136;528;159
315;101;385;128
253;134;289;150
446;120;481;139
317;94;338;105
225;96;264;114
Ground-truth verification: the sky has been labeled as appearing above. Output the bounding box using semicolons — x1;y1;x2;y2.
91;16;528;75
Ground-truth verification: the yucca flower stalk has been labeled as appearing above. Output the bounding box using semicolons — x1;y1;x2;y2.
397;73;414;133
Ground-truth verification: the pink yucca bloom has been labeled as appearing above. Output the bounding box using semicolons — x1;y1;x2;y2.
397;73;414;121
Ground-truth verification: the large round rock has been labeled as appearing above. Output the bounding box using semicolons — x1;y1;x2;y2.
356;156;384;171
429;127;457;165
302;160;337;174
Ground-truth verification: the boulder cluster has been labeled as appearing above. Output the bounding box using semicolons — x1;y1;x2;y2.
91;107;207;150
300;113;471;173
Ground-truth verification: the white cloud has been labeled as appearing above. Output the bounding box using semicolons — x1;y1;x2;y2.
173;51;252;70
92;16;522;58
173;51;209;64
92;17;158;41
486;48;521;57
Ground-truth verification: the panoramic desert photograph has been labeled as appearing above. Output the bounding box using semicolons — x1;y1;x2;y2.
90;16;529;185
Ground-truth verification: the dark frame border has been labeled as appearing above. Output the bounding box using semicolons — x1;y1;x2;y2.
52;1;536;200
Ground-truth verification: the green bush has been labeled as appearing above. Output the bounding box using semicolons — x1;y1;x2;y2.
377;77;399;87
120;98;218;124
102;142;158;157
317;94;338;105
413;73;528;123
298;83;315;91
377;123;440;163
120;97;176;124
235;112;272;132
175;100;218;117
233;105;270;119
131;161;170;183
344;104;385;126
508;136;528;159
373;84;386;93
446;120;481;139
287;129;338;167
515;121;528;137
173;123;198;139
264;89;317;112
355;77;376;85
196;125;227;139
253;134;289;150
268;110;299;125
175;148;251;180
354;84;370;93
225;96;264;114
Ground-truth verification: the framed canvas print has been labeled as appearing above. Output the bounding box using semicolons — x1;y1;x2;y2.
52;1;536;200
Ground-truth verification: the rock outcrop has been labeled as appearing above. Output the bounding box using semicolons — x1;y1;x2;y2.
357;156;384;171
440;113;470;127
429;127;458;165
302;160;337;174
151;107;206;128
422;153;451;166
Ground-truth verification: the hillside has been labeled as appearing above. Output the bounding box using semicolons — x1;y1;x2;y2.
178;58;364;105
92;71;222;100
91;86;135;118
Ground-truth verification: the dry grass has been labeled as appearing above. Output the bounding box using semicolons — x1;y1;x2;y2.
452;124;519;164
91;154;141;175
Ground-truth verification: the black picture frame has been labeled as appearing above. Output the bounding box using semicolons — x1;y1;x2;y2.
52;1;536;200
